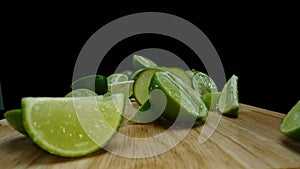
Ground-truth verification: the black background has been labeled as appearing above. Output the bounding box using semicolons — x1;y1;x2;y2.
0;6;299;119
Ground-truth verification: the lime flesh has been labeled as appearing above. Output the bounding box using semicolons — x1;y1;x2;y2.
280;100;300;141
192;72;218;95
132;55;158;70
218;75;239;117
65;89;98;97
22;94;124;157
71;75;107;95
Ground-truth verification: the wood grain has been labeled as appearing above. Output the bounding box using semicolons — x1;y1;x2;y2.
0;104;300;169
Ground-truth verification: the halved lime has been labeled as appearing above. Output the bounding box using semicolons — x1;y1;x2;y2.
132;55;158;70
4;109;27;135
22;94;124;157
280;100;300;141
133;68;161;105
192;72;218;95
71;75;107;95
160;67;192;87
201;92;221;111
149;72;208;122
218;75;239;117
65;89;98;97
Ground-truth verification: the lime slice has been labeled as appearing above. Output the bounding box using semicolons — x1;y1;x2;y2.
71;75;107;95
65;89;98;97
160;67;192;87
121;70;132;79
22;94;124;157
132;55;158;70
107;73;128;84
218;75;239;117
149;72;208;122
4;109;27;135
108;80;134;98
133;68;161;105
280;100;300;141
201;92;221;111
128;99;161;123
192;72;218;95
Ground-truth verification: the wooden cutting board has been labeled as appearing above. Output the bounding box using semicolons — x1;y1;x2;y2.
0;103;300;169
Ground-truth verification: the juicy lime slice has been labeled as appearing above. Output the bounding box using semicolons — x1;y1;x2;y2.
149;72;208;123
218;75;239;117
65;89;98;97
108;80;134;98
22;94;124;157
107;73;129;84
201;92;221;111
4;109;27;135
280;100;300;141
192;72;218;95
71;75;107;95
133;68;161;105
160;67;192;87
132;55;158;70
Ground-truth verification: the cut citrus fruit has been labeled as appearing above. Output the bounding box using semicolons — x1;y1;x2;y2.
201;92;221;111
149;72;208;123
133;68;161;105
132;55;158;70
65;89;98;97
4;109;27;135
280;100;300;141
108;80;134;98
192;72;218;95
218;75;239;117
121;70;132;79
71;75;107;95
22;94;125;157
160;67;192;87
107;73;128;84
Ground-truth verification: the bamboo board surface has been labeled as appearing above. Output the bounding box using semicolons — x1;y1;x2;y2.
0;103;300;169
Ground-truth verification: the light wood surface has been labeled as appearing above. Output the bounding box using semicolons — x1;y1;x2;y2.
1;104;300;169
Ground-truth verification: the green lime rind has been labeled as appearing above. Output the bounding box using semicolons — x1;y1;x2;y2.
133;68;162;105
201;92;221;111
65;89;98;97
128;100;161;124
160;67;192;87
22;95;124;157
218;75;239;117
71;75;108;95
149;72;208;123
132;55;158;70
4;109;27;135
192;72;218;95
280;100;300;141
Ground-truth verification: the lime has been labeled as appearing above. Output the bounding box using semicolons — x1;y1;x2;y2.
160;67;192;87
280;100;300;141
4;109;27;135
22;94;125;157
201;92;221;111
128;99;161;123
132;55;158;70
107;73;128;84
192;72;218;95
133;68;161;105
71;75;107;95
218;75;239;117
121;70;132;79
149;72;208;122
65;89;98;97
108;80;134;98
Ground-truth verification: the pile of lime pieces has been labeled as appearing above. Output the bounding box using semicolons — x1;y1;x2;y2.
5;54;294;158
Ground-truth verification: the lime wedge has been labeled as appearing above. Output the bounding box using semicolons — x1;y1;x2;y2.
133;68;161;105
192;72;218;95
160;67;192;87
218;75;239;117
128;99;161;123
201;92;221;111
132;55;158;70
108;80;134;98
149;72;208;123
4;109;27;135
71;75;107;95
107;73;128;84
65;89;98;97
280;100;300;141
22;94;124;157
